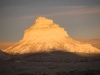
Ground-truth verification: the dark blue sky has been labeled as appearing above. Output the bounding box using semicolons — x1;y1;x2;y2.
0;0;100;41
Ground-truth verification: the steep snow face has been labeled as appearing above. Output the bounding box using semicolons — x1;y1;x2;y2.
3;17;100;55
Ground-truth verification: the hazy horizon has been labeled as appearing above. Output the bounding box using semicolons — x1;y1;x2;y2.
0;0;100;42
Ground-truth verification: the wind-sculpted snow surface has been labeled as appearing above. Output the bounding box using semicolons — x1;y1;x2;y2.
3;17;100;55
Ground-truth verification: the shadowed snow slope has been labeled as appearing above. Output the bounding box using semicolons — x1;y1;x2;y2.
3;17;100;55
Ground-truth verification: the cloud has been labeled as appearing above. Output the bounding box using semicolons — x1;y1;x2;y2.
58;5;87;9
18;6;100;20
44;6;100;17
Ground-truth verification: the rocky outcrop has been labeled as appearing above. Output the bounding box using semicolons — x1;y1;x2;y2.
3;17;100;55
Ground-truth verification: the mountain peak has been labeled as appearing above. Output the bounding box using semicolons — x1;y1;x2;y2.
35;17;53;25
29;17;59;29
3;17;100;55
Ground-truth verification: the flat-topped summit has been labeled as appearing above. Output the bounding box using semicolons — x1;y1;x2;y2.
23;17;69;40
29;17;59;29
35;17;53;25
3;17;100;55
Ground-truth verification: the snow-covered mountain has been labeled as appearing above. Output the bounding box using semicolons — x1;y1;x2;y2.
3;17;100;55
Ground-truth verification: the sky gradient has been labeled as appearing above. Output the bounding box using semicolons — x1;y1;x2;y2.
0;0;100;41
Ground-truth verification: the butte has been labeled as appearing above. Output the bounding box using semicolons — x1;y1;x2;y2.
3;17;100;55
